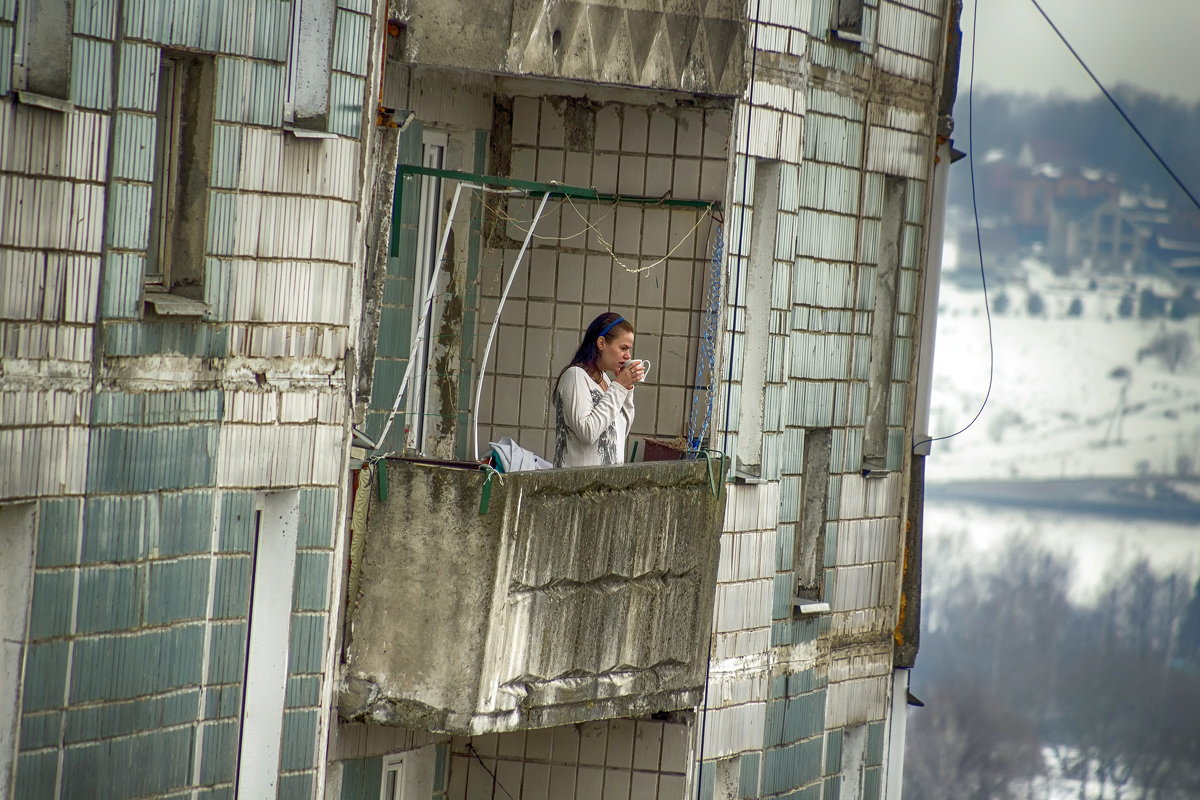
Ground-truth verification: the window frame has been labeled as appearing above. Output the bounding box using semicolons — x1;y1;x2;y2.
283;0;335;131
380;753;406;800
831;0;866;45
13;0;74;103
145;49;216;306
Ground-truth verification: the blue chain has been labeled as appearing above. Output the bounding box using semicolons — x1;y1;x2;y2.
687;223;723;452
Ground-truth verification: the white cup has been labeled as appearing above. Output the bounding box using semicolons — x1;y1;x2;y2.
626;359;652;381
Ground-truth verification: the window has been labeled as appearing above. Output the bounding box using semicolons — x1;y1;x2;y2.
377;746;444;799
735;159;781;477
381;754;406;800
862;177;905;473
406;133;447;454
13;0;73;103
831;0;865;42
285;0;335;130
146;51;215;300
795;428;832;602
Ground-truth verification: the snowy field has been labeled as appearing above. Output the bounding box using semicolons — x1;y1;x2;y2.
925;258;1200;483
924;253;1200;596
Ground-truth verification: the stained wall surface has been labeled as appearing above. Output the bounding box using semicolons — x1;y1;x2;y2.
0;1;378;797
696;0;949;797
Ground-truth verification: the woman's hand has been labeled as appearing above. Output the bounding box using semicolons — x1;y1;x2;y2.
614;360;644;389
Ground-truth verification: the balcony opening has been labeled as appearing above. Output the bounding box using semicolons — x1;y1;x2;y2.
349;78;734;739
366;93;731;471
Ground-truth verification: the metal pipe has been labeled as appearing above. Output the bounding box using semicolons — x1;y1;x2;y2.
396;164;720;210
472;191;552;461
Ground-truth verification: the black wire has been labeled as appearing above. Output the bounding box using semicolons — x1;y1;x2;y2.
1028;0;1200;214
467;743;517;800
914;0;995;451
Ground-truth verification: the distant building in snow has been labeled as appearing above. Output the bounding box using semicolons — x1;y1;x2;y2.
959;142;1200;276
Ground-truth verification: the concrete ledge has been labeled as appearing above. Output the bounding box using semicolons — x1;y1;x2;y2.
396;0;746;96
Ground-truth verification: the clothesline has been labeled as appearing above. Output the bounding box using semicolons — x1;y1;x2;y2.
480;193;716;275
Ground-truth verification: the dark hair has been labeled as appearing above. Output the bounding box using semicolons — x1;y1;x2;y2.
560;312;635;378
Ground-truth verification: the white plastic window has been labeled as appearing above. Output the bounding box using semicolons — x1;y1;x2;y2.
381;754;406;800
147;55;184;286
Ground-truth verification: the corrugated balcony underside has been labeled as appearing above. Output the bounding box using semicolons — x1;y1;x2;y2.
340;458;725;735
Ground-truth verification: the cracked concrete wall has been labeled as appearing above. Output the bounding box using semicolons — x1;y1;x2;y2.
340;458;724;735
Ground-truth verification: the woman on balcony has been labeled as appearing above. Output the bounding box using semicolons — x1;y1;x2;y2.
553;312;644;468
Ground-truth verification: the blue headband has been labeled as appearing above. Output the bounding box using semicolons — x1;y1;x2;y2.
597;316;625;338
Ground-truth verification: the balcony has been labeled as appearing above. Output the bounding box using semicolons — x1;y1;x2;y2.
339;458;725;735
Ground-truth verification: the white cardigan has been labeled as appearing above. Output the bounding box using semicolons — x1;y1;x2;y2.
553;366;635;468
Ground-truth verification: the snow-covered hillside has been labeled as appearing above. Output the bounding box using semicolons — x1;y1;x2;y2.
925;257;1200;484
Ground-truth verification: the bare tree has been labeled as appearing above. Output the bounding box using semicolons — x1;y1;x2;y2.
904;683;1044;800
912;534;1200;800
1136;328;1194;373
1175;577;1200;672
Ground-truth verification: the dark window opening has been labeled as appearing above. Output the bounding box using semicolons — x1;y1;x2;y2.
146;51;215;300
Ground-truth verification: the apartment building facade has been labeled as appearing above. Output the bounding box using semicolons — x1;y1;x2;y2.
1;0;380;796
1;0;961;798
332;1;960;799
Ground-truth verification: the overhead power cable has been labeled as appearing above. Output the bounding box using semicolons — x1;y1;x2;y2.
1028;0;1200;213
916;0;995;450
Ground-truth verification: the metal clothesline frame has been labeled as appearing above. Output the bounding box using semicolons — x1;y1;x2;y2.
377;164;724;461
396;165;719;210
